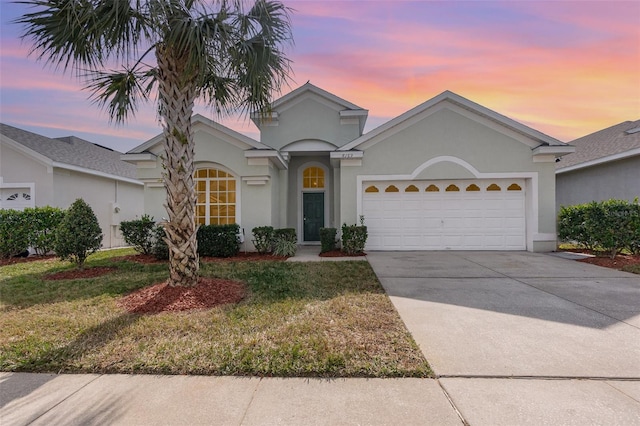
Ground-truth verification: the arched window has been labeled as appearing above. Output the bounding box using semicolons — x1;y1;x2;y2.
405;185;419;192
466;184;480;192
303;167;325;189
507;183;522;191
487;183;501;191
425;184;440;192
194;168;237;225
445;184;460;192
385;185;399;193
365;185;379;193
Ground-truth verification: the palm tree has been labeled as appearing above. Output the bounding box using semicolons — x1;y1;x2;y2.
16;0;292;286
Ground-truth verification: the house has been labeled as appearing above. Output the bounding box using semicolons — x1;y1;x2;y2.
124;83;574;252
556;120;640;210
0;123;144;248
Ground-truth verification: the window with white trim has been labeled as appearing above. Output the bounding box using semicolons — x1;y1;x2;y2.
194;168;236;225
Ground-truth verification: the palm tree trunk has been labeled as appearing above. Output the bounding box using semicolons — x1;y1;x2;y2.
156;46;199;287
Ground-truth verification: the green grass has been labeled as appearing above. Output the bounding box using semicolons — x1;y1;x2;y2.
622;264;640;274
0;249;431;377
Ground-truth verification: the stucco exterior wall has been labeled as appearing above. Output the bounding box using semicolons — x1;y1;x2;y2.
0;142;54;206
260;97;361;150
556;156;640;211
52;170;144;248
338;107;558;251
134;126;282;251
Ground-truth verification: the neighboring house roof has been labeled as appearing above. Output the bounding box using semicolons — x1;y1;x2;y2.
339;90;572;154
0;123;140;183
556;120;640;174
251;82;369;133
127;113;270;154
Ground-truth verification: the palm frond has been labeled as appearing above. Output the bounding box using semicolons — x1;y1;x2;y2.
15;0;150;73
85;66;157;123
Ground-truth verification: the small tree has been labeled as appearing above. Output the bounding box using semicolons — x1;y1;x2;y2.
55;199;103;269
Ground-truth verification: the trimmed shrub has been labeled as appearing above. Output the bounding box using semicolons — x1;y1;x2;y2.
274;228;296;243
197;224;240;257
54;199;103;269
273;228;297;257
120;214;156;254
23;207;65;255
152;225;169;260
252;226;274;254
0;209;29;258
341;221;368;255
558;199;640;258
319;227;337;253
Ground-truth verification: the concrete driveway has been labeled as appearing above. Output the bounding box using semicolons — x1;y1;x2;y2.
368;251;640;424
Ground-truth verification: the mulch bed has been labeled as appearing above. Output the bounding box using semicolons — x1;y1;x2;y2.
577;253;640;270
118;277;247;314
43;267;117;281
561;248;640;270
0;254;56;267
319;250;366;257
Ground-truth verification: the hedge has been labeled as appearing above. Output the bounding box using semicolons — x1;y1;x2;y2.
558;199;640;258
197;224;240;257
0;206;65;258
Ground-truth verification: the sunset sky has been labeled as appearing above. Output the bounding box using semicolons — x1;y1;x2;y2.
1;1;639;153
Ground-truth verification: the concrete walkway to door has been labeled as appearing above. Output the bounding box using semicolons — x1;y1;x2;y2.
367;251;640;424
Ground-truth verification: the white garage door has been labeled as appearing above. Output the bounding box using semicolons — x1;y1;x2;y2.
0;188;32;210
363;179;526;250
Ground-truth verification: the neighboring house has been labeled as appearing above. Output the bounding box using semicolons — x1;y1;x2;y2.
0;123;144;248
124;83;574;252
556;120;640;210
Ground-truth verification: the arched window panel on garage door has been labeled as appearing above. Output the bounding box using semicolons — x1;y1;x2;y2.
508;183;522;191
365;185;379;193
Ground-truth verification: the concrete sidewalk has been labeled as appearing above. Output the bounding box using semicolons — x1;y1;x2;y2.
3;373;640;425
1;373;461;426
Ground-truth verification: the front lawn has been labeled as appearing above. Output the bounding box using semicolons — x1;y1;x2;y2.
0;249;431;377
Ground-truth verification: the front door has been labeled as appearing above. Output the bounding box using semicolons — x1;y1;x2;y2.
303;192;324;241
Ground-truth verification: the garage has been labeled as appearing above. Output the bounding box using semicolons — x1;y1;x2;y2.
362;179;526;250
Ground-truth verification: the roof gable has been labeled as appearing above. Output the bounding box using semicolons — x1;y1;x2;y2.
252;82;368;133
0;123;138;180
556;119;640;172
339;90;567;152
127;114;268;154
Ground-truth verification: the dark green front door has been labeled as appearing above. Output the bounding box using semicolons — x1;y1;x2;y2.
303;192;324;241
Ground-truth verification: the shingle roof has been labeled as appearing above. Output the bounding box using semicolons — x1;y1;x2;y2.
556;120;640;170
1;123;137;179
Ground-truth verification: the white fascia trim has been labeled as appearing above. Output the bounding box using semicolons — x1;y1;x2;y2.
330;151;364;159
120;153;157;162
52;162;144;186
556;148;640;174
532;145;575;156
272;83;364;112
339;90;564;151
244;150;288;169
128;114;268;153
